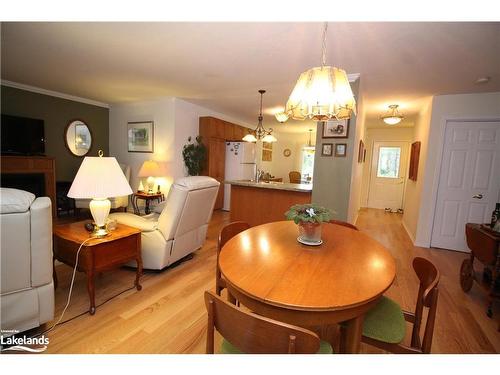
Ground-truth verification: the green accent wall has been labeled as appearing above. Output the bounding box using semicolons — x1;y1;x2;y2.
311;80;360;221
1;85;109;181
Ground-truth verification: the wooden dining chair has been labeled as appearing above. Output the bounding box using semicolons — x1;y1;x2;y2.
205;290;333;354
289;171;301;184
328;219;359;231
344;257;440;354
216;221;250;303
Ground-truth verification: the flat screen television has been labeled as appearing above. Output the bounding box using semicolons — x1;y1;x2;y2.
1;114;46;156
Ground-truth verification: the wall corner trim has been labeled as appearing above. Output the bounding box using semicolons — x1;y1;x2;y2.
1;80;110;108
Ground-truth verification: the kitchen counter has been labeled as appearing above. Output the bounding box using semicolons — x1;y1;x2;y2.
225;180;312;193
226;180;312;227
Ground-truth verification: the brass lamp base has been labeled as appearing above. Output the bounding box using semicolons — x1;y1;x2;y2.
91;225;111;238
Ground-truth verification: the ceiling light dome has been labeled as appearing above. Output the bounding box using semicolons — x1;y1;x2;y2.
381;104;404;125
281;23;356;122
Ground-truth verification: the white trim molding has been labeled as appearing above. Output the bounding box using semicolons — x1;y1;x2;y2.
1;80;110;108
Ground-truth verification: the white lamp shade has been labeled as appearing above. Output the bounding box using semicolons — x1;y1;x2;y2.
274;111;289;123
138;160;162;177
68;156;133;199
262;134;277;143
242;133;258;143
286;66;356;121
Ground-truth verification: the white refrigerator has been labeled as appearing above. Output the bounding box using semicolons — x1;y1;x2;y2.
223;142;256;211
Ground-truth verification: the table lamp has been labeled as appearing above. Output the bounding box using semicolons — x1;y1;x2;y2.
138;160;161;194
68;151;133;238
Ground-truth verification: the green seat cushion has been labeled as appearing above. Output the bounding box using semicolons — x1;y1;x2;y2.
221;338;333;354
362;296;406;344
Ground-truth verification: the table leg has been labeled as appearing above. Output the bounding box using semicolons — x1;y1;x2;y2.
342;315;364;353
132;196;140;215
145;199;151;215
87;270;96;315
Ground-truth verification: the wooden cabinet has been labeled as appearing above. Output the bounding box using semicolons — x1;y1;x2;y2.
199;116;251;210
233;125;246;141
224;121;234;140
208;138;226;209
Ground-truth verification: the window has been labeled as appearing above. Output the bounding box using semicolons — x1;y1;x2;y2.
301;147;315;181
377;147;401;178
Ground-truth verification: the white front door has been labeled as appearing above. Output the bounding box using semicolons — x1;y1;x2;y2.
431;121;500;252
367;141;409;210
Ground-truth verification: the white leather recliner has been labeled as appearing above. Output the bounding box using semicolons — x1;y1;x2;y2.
109;176;220;270
0;188;54;335
75;163;131;211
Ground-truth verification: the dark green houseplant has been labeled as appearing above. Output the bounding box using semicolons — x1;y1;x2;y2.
182;136;207;176
285;203;333;244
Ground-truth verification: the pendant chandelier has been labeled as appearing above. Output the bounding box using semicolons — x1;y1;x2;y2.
381;104;404;125
243;90;277;143
275;23;356;123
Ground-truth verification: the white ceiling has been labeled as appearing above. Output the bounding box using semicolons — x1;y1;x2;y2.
1;22;499;132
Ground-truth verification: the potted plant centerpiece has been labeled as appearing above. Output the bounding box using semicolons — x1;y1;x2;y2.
285;204;333;245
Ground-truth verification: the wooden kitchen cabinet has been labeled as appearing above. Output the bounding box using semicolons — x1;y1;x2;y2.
199;116;251;210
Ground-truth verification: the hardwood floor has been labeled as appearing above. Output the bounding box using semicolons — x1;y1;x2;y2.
40;208;499;353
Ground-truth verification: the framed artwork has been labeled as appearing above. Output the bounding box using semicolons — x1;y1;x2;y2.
335;143;347;157
409;141;421;181
262;149;272;162
263;142;273;150
128;121;154;153
358;139;365;163
322;119;350;138
321;143;333;156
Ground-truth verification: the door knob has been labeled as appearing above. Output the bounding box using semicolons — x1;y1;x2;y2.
472;194;483;199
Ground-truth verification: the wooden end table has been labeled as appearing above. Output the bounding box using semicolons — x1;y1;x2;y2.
131;192;165;215
53;221;143;315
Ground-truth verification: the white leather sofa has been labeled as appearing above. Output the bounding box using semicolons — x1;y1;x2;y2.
75;163;131;211
109;176;220;270
0;188;54;335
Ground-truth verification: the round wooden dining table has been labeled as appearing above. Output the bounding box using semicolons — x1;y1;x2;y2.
219;221;396;353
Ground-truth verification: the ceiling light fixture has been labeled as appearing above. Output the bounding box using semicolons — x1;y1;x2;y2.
278;22;356;123
243;90;277;143
381;104;404;125
275;111;289;123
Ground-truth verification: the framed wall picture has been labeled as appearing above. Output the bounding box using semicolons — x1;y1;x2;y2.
335;143;347;157
409;141;421;181
321;143;333;156
358;139;365;163
322;119;349;138
263;141;273;150
262;149;272;162
128;121;154;153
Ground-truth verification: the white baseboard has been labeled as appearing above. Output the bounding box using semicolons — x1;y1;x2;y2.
401;219;416;244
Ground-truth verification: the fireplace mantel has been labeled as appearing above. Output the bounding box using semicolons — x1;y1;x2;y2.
1;156;56;217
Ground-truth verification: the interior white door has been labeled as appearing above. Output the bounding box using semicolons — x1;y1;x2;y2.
367;141;409;210
431;121;500;252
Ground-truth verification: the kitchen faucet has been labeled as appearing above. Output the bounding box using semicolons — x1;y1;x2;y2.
255;168;264;182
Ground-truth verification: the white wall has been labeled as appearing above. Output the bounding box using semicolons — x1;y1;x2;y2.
109;98;176;193
347;88;366;224
414;91;500;247
360;126;415;208
109;97;253;198
401;100;433;243
257;130;313;181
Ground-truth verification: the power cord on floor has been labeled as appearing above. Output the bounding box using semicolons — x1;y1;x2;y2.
1;237;138;352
